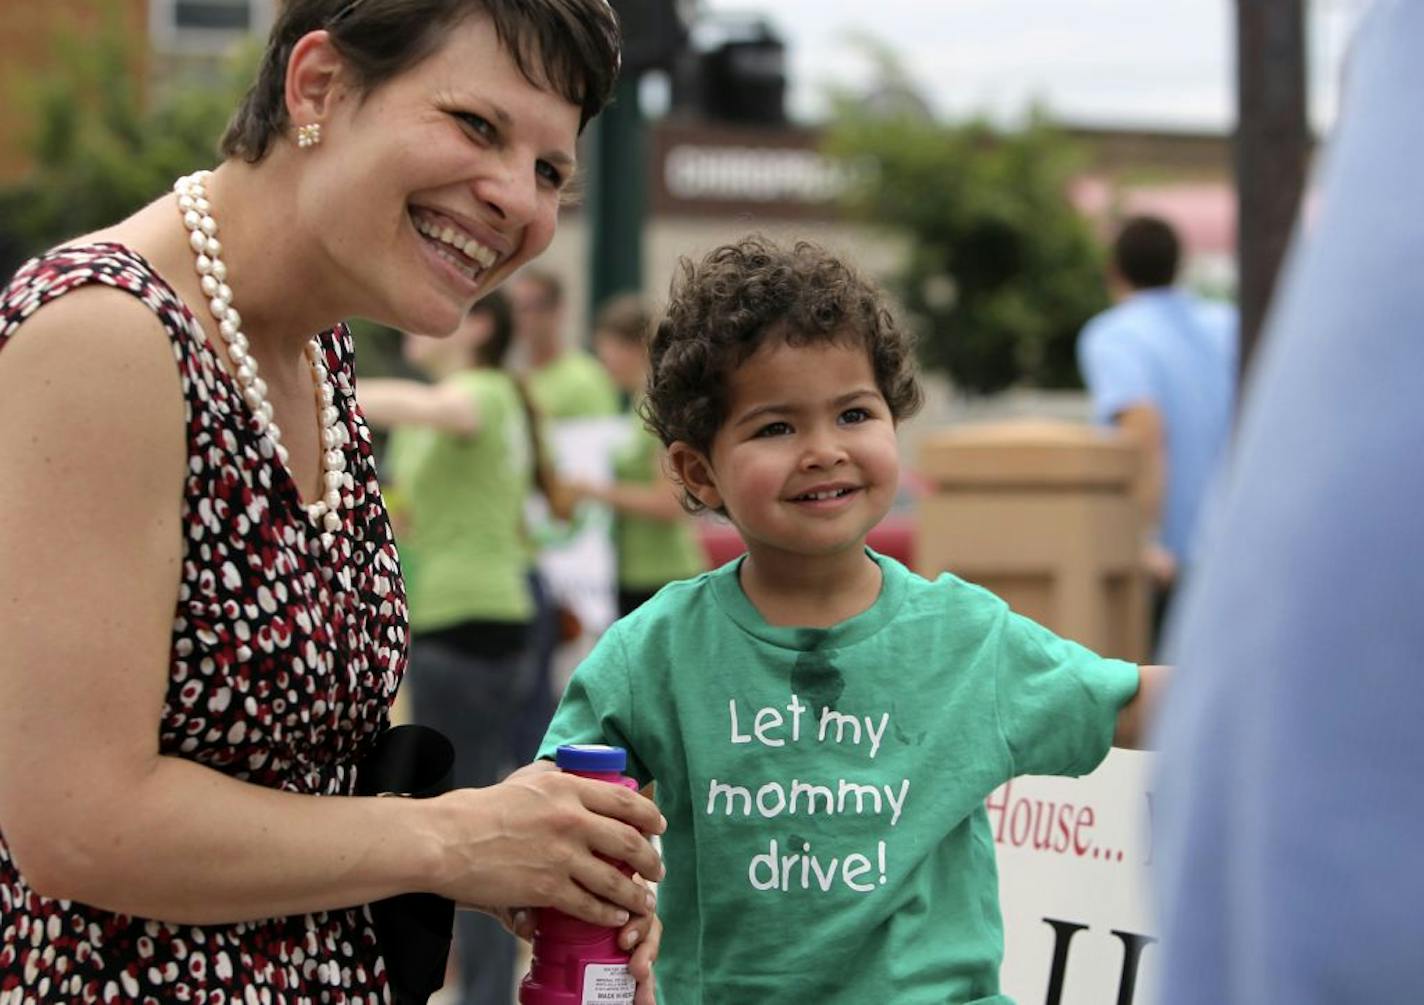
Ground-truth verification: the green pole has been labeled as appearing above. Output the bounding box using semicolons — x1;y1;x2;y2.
588;74;645;324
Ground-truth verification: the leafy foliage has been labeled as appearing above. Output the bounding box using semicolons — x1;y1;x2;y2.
0;5;256;277
826;106;1109;393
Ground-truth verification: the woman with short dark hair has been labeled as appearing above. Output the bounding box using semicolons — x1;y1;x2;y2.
0;3;663;1002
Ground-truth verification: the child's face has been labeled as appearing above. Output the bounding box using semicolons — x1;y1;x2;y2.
680;338;900;563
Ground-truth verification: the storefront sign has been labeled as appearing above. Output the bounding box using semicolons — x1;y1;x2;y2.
650;122;870;221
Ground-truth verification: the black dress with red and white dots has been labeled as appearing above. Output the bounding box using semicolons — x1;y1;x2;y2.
0;244;409;1004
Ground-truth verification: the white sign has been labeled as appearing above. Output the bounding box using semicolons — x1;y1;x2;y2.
529;416;632;637
994;750;1158;1005
664;144;868;204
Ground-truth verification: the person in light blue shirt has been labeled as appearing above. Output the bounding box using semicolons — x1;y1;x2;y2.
1153;1;1424;1000
1076;216;1237;644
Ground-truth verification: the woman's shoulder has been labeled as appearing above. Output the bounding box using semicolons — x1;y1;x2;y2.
3;250;182;358
6;238;141;285
0;254;188;499
3;242;188;345
1;241;190;458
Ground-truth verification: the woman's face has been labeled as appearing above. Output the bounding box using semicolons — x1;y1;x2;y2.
308;14;581;340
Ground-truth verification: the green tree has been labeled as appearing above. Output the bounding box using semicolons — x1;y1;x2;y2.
823;46;1108;393
0;4;255;277
0;7;422;377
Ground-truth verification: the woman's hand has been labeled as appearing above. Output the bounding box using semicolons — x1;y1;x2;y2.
429;768;665;927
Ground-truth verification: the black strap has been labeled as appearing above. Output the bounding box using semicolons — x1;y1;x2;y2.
356;725;457;1005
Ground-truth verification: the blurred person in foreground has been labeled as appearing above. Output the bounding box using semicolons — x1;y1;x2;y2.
1154;1;1424;1000
0;2;667;1002
359;291;571;1005
571;293;706;618
1076;215;1238;650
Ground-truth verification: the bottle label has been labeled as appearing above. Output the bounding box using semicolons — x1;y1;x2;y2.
581;962;636;1004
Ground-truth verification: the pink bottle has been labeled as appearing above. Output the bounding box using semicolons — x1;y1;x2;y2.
519;744;642;1005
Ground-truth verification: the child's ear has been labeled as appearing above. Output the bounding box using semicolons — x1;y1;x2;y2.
667;441;722;512
284;30;347;131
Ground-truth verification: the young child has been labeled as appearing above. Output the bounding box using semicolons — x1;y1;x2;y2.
537;236;1163;1003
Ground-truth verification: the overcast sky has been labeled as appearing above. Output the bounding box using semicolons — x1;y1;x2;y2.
699;0;1373;132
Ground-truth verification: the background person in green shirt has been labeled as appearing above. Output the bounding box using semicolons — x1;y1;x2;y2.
510;267;621;419
508;267;620;767
360;292;573;1005
571;293;707;617
534;237;1166;1003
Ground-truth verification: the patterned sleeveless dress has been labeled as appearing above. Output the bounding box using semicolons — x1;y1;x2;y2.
0;244;409;1003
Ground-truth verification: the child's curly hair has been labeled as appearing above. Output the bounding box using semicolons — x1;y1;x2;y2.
643;236;922;512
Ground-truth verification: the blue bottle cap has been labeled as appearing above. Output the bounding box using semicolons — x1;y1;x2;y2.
555;744;627;773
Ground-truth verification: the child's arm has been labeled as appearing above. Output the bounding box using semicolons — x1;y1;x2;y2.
1113;664;1170;749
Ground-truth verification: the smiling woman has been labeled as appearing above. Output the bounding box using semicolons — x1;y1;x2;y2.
0;3;669;1005
217;0;598;340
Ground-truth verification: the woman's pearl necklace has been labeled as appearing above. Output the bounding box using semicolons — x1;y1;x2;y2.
173;170;347;535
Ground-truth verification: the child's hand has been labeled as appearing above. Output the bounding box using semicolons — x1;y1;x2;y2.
619;878;661;1005
472;904;537;941
1141;540;1178;587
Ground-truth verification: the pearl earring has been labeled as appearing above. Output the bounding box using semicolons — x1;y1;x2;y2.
296;123;322;149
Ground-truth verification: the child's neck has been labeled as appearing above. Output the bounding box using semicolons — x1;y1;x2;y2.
739;546;883;628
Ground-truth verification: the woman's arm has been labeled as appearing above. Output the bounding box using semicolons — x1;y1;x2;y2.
358;377;480;434
0;292;662;925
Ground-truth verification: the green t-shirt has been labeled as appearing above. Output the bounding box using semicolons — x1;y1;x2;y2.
541;552;1139;1004
610;420;705;590
386;369;533;630
527;349;620;420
